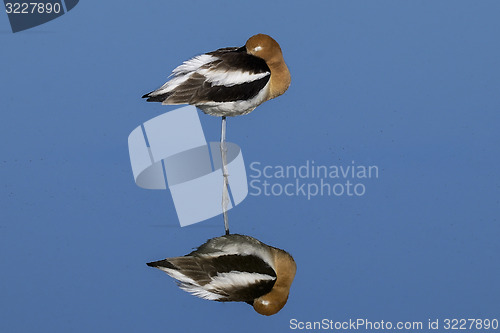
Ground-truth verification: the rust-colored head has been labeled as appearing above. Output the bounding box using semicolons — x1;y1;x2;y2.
246;34;284;65
253;286;291;316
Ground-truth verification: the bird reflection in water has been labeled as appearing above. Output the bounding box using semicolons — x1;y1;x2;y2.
147;234;296;316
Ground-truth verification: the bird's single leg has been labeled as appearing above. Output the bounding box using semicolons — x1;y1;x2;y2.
220;116;230;235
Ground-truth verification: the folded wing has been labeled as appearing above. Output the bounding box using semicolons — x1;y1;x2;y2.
147;253;276;302
142;47;271;105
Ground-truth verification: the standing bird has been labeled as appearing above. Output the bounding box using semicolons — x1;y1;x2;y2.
146;234;297;316
142;34;291;235
142;34;291;116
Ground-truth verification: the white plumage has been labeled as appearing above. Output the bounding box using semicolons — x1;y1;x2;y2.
198;68;270;87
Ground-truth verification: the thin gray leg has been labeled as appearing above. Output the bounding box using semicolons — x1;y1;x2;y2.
220;116;230;235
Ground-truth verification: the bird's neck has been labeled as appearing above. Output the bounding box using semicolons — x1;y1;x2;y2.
268;59;291;100
271;247;296;289
252;248;296;316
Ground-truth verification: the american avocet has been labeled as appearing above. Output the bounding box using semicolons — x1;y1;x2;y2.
142;34;291;116
142;34;291;235
147;234;296;316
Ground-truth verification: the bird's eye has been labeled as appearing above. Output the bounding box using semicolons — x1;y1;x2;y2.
253;46;263;52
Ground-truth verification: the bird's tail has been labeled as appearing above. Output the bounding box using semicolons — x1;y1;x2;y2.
146;258;176;269
142;91;172;103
